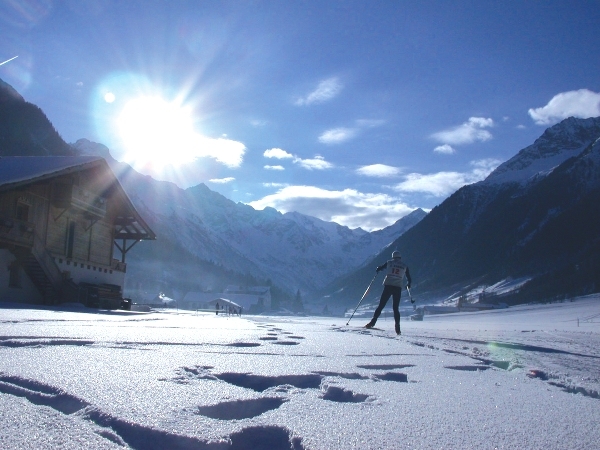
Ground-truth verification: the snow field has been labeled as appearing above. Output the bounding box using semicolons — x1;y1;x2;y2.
0;298;599;449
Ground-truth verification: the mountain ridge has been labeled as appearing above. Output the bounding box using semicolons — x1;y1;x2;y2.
73;138;426;299
320;116;600;307
0;78;426;304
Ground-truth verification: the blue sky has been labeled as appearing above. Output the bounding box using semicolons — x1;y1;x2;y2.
1;1;600;231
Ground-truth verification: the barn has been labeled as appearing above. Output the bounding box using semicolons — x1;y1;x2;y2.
0;156;155;307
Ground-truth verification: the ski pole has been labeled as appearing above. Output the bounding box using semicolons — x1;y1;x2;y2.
346;273;378;325
406;286;416;311
406;286;414;303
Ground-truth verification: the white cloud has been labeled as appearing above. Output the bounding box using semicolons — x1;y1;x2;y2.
431;117;494;146
293;155;333;170
295;77;343;106
317;119;384;145
208;177;235;184
263;182;288;188
395;172;469;197
356;164;401;177
264;148;294;159
263;148;333;171
528;89;600;125
355;119;386;128
394;158;501;197
250;119;268;127
433;144;456;155
193;137;246;168
248;185;416;231
318;127;357;144
470;158;502;179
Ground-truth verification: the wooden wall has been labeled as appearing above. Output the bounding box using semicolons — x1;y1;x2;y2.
1;169;117;268
0;185;50;243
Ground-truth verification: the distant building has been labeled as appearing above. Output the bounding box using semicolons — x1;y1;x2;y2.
422;306;459;315
0;156;155;306
458;303;508;312
182;286;271;312
145;292;176;307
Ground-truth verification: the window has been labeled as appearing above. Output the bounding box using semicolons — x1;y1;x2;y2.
66;221;75;259
16;202;29;222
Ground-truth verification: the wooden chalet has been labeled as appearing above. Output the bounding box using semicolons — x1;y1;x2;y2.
0;156;155;306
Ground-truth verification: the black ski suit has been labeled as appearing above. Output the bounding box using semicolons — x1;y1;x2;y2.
368;257;411;328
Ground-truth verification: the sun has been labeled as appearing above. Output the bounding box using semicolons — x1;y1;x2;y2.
116;96;199;169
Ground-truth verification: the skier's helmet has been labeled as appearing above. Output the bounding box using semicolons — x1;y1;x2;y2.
392;251;401;259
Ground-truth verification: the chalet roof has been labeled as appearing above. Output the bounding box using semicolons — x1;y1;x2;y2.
0;156;156;241
0;156;103;187
213;298;242;308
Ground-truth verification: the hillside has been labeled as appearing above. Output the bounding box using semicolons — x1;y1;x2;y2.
320;117;600;307
0;79;75;157
74;139;426;300
0;78;424;304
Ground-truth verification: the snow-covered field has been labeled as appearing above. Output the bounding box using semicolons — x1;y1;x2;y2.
1;296;599;449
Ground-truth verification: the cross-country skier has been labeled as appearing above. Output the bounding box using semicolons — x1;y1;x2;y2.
365;251;412;335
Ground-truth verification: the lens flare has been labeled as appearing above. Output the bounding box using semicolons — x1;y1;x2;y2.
91;71;246;188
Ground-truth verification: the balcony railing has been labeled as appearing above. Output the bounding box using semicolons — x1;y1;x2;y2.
54;257;127;274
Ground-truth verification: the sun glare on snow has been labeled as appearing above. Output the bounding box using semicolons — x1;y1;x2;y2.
117;96;198;168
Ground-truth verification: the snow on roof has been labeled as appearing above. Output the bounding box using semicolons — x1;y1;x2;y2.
0;156;103;189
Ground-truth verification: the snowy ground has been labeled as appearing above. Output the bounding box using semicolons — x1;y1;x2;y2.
1;296;599;449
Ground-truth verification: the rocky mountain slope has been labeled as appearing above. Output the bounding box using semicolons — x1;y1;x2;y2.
0;79;75;157
321;117;600;307
74;138;426;298
0;77;427;303
0;77;426;303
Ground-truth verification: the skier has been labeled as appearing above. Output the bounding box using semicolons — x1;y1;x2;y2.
365;251;412;335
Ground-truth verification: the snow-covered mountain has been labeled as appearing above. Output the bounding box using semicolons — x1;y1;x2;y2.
73;139;426;298
0;75;425;303
484;116;600;185
322;116;600;306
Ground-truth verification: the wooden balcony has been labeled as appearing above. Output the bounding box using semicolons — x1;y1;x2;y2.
54;257;127;275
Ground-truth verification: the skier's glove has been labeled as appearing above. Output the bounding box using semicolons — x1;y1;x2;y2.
411;299;415;304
